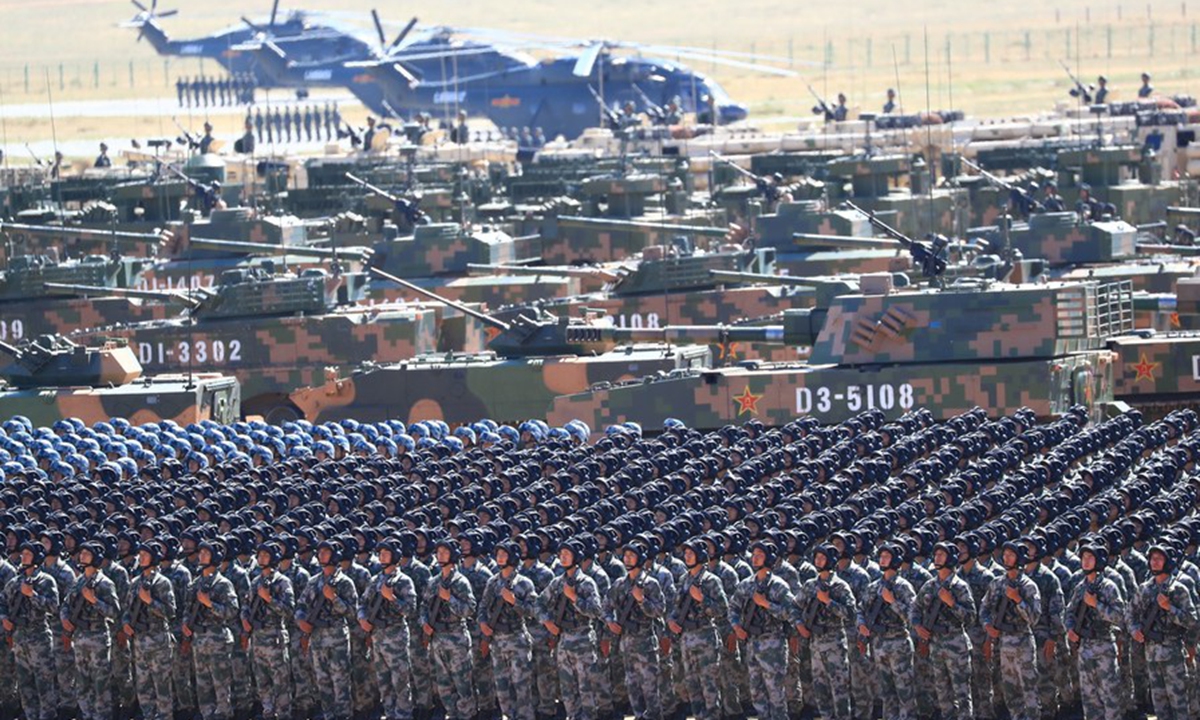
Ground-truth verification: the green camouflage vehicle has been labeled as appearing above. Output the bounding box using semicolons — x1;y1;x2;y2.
548;274;1125;431
51;267;439;422
0;334;240;426
287;269;712;426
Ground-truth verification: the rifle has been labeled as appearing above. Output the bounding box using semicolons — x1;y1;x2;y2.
586;84;623;129
799;578;826;634
917;581;946;657
1059;60;1094;104
423;573;454;648
124;572;149;645
63;575;98;649
843;201;948;280
546;575;578;649
708;150;780;205
23;143;43;167
862;579;892;636
960;157;1041;217
1141;584;1165;642
614;574;644;630
808;83;834;121
631;84;667;125
1070;578;1098;651
337;122;362;148
180;575;205;656
345;172;426;226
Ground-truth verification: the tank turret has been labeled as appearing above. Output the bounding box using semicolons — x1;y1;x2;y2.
0;334;141;389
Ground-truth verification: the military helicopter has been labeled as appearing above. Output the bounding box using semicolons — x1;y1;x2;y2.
246;20;805;140
121;0;375;87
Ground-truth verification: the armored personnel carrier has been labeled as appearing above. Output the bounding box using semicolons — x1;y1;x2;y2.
0;335;240;426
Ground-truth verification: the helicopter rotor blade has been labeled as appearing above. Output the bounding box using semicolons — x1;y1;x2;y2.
150;0;157;12
371;9;387;48
653;48;798;77
388;16;418;51
156;9;178;18
269;0;280;26
573;41;604;78
242;16;264;33
130;0;149;12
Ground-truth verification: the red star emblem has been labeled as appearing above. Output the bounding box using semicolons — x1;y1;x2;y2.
484;326;503;343
734;386;762;416
1132;353;1159;383
718;341;740;361
1171;312;1181;329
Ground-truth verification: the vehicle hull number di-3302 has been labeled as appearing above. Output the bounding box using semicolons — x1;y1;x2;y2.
139;340;243;366
796;383;915;414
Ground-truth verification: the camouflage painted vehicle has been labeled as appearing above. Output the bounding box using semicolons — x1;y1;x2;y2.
0;334;240;426
288;269;712;425
548;274;1125;431
1111;278;1200;417
52;267;439;422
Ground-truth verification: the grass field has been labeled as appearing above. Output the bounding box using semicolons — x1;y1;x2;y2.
2;0;1199;156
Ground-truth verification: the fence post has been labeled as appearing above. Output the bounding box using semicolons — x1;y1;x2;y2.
58;63;64;90
985;32;991;63
23;64;29;94
93;61;99;89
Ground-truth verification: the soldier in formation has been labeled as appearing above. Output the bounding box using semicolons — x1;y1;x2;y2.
3;407;1200;720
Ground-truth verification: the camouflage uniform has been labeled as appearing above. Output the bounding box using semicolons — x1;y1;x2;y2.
124;567;177;720
242;569;294;720
479;570;538;720
223;560;256;718
856;574;917;720
958;560;997;719
793;573;853;720
1129;573;1197;720
1064;574;1125;720
670;567;728;720
648;561;680;717
184;570;240;720
400;557;435;714
164;561;197;718
421;567;478;720
1;568;60;720
910;573;975;720
461;558;497;718
282;559;318;718
708;558;747;718
62;571;121;720
520;559;559;719
605;570;666;720
361;568;417;720
835;562;874;720
1027;563;1065;718
537;569;603;720
0;559;18;718
581;561;615;720
296;568;359;720
43;558;77;714
104;561;135;719
980;572;1042;720
344;560;379;719
728;571;793;720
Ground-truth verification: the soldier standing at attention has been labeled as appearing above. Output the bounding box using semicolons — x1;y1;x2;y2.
296;538;358;720
360;537;417;720
882;88;897;114
833;93;849;121
1130;543;1196;720
605;541;665;720
183;539;239;720
421;538;478;720
668;538;728;720
856;542;917;720
94;142;112;168
0;553;19;719
538;538;603;720
242;542;294;720
912;542;975;720
0;543;59;720
980;541;1042;720
177;77;186;106
123;541;176;720
62;541;121;720
728;539;793;720
396;533;434;720
1094;76;1109;104
457;532;497;720
1138;72;1154;98
1065;541;1126;720
479;541;538;720
41;532;77;717
794;543;852;720
1022;536;1065;719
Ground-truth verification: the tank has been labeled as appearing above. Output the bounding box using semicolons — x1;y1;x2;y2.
0;335;241;425
547;273;1127;430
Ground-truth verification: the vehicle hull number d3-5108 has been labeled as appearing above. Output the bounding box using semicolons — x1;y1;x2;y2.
796;383;916;415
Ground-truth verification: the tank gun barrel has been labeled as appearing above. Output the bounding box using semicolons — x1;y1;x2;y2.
708;269;838;291
565;310;815;348
368;267;510;331
960;157;1016;190
42;281;205;310
0;339;18;358
467;263;622;282
0;222;171;248
186;236;372;261
791;232;904;250
345;172;400;203
557;216;728;239
843;201;948;280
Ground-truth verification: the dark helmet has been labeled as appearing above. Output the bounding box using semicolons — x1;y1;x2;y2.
1148;543;1177;574
812;542;839;570
256;542;282;567
433;537;461;564
316;538;343;567
877;541;905;571
682;538;709;566
932;541;959;570
750;539;778;568
139;540;165;567
1079;540;1109;574
494;541;521;568
198;538;226;568
79;541;107;568
19;541;46;567
623;541;649;569
1002;540;1028;569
